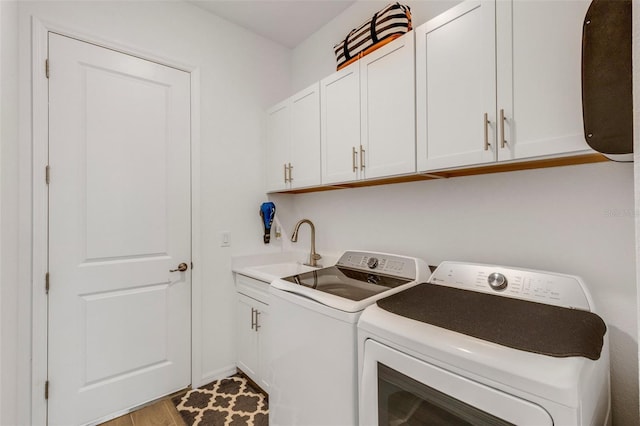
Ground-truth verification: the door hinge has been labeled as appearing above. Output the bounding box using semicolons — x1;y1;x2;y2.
45;272;50;294
45;59;49;79
44;380;49;400
45;165;50;185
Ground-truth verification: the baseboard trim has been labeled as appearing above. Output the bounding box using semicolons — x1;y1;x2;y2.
196;364;238;388
236;368;268;398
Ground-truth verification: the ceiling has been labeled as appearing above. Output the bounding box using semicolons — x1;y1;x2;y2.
188;0;356;48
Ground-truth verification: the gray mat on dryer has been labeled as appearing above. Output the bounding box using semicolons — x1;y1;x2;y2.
377;283;607;360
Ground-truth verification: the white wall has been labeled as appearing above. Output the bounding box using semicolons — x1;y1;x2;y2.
1;0;19;424
6;1;291;424
272;163;637;425
291;0;460;92
281;1;639;425
4;1;637;424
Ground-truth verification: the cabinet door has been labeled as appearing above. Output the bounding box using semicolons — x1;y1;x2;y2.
416;0;497;171
321;62;361;184
361;33;416;179
256;307;270;392
290;83;321;189
496;0;592;161
236;294;259;382
265;100;291;191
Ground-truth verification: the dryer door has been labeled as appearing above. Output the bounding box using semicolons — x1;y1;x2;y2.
360;339;553;426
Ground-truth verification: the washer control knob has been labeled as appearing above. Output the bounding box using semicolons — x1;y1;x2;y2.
367;257;379;269
488;272;508;291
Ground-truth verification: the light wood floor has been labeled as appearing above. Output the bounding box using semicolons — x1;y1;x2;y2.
99;397;186;426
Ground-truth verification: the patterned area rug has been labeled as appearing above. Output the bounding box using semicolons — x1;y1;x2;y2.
172;374;268;426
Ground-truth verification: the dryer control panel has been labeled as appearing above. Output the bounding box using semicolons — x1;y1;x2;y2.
429;261;593;311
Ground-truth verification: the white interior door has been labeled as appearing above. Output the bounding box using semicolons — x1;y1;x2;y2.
47;33;191;425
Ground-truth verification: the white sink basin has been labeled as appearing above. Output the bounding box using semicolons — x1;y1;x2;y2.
238;262;320;283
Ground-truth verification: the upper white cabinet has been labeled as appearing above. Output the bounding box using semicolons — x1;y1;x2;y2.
266;100;290;191
497;0;591;161
320;62;361;184
416;0;496;171
321;33;416;185
290;85;322;188
265;3;601;193
416;0;592;172
266;83;321;191
361;33;416;180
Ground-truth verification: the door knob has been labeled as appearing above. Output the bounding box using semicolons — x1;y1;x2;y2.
170;263;188;272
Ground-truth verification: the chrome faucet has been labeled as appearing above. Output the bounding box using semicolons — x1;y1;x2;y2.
291;219;322;267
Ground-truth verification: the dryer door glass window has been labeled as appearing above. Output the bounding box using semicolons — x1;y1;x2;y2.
377;363;514;426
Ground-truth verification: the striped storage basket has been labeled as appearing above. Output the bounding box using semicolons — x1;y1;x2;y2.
334;3;412;71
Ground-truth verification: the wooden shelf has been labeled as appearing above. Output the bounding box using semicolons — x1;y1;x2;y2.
270;153;610;195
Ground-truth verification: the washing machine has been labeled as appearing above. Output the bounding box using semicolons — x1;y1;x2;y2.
358;261;611;425
269;250;430;426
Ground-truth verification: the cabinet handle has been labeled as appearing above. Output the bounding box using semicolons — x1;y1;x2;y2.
251;307;256;330
255;310;261;331
288;162;293;182
352;147;357;172
500;108;507;148
283;164;288;183
360;145;365;170
483;113;491;151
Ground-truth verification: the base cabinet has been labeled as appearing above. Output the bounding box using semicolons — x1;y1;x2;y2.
235;276;270;392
